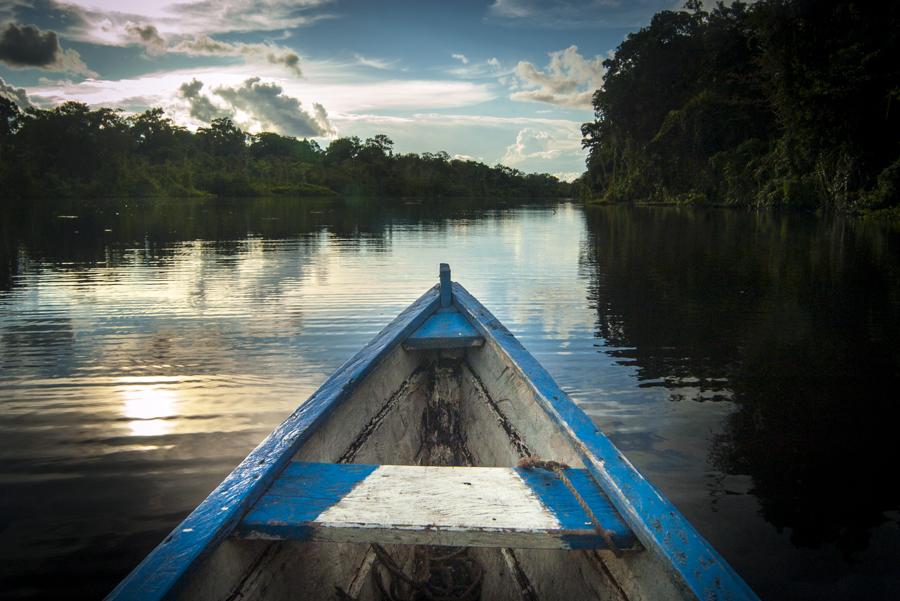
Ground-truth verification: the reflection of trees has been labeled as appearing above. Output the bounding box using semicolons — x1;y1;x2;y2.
0;197;543;292
582;205;900;554
0;209;17;291
581;205;768;400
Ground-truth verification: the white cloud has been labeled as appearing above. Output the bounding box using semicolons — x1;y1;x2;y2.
510;45;604;108
24;63;494;118
0;2;307;77
171;35;303;76
333;112;581;130
177;78;231;122
501;127;583;166
353;54;397;70
42;0;335;42
552;171;582;182
0;76;33;108
123;22;166;55
176;77;333;136
488;0;675;29
329;113;585;175
451;53;469;65
95;17;306;76
212;77;333;136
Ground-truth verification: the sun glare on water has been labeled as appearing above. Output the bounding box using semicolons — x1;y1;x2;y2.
119;381;179;437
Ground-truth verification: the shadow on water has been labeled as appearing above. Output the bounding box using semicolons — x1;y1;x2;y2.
582;205;900;597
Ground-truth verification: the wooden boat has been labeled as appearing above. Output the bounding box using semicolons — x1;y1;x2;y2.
107;265;758;601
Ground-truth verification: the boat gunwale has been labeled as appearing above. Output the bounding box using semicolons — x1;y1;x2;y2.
451;281;760;601
104;285;442;601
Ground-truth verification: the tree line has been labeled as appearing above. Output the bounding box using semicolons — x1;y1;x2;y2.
0;100;568;200
579;0;900;211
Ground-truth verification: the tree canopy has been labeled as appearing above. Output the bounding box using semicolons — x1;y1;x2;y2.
0;102;569;201
580;0;900;210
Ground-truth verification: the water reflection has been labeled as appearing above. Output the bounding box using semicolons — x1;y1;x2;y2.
1;198;898;600
0;197;587;600
581;205;900;599
119;381;179;437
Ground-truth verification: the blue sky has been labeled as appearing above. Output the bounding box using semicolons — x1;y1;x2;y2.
0;0;682;179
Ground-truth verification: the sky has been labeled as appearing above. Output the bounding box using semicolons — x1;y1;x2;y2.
0;0;683;180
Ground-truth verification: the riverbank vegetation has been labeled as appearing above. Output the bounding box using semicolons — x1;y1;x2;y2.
579;0;900;211
0;102;568;201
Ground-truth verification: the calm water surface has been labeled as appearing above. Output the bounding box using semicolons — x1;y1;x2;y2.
1;198;899;600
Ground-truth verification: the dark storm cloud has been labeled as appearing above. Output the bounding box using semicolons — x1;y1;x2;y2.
0;22;94;75
0;22;60;68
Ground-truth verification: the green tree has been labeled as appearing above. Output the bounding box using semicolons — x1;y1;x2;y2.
197;118;247;158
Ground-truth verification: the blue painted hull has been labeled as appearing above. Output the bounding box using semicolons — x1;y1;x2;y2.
106;270;759;601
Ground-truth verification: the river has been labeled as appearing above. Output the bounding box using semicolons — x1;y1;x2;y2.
1;198;898;600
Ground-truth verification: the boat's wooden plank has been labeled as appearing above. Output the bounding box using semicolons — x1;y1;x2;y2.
403;308;484;349
452;282;760;601
104;286;442;601
439;262;452;307
236;462;636;550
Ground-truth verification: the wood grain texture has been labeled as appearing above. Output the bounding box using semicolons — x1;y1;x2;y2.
439;263;451;307
237;462;636;550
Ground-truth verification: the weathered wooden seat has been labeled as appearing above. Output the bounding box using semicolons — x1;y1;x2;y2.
235;462;637;550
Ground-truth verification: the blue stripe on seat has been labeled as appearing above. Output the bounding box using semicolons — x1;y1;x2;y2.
516;467;637;550
236;462;636;550
236;463;377;540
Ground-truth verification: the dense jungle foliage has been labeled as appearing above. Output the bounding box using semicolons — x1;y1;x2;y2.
0;102;567;200
580;0;900;210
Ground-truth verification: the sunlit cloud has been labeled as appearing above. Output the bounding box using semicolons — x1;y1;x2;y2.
0;76;33;108
328;113;585;174
212;77;334;136
123;22;166;55
509;45;605;108
0;0;604;176
552;171;582;182
170;36;301;76
502;126;583;167
177;79;231;122
28;65;494;117
22;0;335;42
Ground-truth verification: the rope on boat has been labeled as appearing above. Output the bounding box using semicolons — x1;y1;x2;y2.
368;543;483;601
334;545;483;600
516;456;623;557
